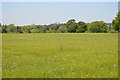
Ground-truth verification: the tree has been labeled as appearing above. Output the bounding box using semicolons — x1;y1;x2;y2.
16;26;22;33
30;24;41;30
30;28;40;33
0;26;2;33
57;25;67;33
50;23;59;30
40;25;49;33
88;21;108;33
66;19;75;25
112;11;120;32
46;29;57;33
6;24;18;33
1;25;7;33
76;21;87;33
67;23;78;33
30;24;40;33
21;26;30;33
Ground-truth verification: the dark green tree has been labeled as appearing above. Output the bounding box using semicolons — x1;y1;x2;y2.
30;29;40;33
1;25;7;33
112;12;120;32
0;23;1;33
21;26;30;33
50;23;59;30
16;26;22;33
76;21;87;33
67;23;78;33
57;25;67;33
40;25;49;33
66;19;75;25
30;24;40;33
88;21;108;33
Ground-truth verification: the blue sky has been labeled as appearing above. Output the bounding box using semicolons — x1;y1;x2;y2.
1;0;119;2
2;2;118;26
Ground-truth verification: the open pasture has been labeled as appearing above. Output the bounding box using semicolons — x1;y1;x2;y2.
2;33;118;78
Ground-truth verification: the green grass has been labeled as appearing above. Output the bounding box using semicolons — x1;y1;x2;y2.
0;34;2;79
2;33;118;78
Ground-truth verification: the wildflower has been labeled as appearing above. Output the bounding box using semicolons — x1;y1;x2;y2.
13;64;15;67
86;75;89;77
16;56;19;58
72;72;74;74
114;64;116;67
62;68;64;70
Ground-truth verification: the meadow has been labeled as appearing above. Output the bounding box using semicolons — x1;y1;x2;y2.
0;34;2;79
2;33;118;78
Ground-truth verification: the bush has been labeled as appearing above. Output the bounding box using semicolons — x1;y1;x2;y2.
108;30;118;33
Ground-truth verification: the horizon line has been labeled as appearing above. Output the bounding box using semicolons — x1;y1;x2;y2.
1;21;112;26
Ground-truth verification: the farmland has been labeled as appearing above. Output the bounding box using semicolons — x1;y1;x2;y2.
2;33;118;78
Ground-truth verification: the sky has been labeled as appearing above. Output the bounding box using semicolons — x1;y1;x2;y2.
1;0;120;2
1;2;119;26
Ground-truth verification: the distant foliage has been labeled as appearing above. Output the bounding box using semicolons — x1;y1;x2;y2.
57;25;67;33
21;26;30;33
67;23;78;33
112;11;120;32
6;24;18;33
1;25;7;33
76;21;87;33
0;16;117;33
88;21;108;33
108;30;118;33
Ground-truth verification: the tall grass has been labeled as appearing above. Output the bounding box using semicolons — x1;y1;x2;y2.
0;34;2;79
2;33;118;78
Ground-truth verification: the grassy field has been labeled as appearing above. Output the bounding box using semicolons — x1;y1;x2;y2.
0;34;2;79
2;33;118;78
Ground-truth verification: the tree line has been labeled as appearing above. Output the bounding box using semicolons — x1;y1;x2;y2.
0;12;119;33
